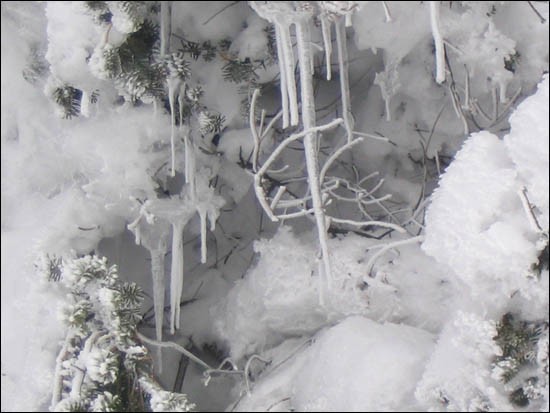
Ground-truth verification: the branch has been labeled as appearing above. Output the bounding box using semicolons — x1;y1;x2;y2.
136;331;212;370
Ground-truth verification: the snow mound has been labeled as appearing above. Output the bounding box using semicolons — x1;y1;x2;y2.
236;316;434;412
422;75;549;304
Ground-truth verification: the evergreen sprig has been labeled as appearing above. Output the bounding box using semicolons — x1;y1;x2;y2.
50;255;195;412
53;85;82;119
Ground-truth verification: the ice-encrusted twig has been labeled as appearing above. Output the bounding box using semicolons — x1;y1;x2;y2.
51;332;73;408
296;16;333;281
320;137;363;183
329;217;406;233
366;235;424;276
518;187;545;235
253;118;344;221
429;1;445;84
137;331;212;369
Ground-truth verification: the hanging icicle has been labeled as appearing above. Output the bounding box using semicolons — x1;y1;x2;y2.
273;23;290;128
250;2;299;128
320;15;333;81
127;205;170;372
429;1;445;84
160;1;172;57
335;17;353;141
170;221;184;334
168;79;178;177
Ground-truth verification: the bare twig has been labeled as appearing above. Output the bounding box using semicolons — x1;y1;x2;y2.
202;1;240;25
526;1;547;23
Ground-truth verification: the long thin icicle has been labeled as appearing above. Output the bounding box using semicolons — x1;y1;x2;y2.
150;247;165;371
170;222;184;334
198;210;208;264
335;17;353;142
274;23;290;128
168;80;177;177
278;21;299;126
160;1;172;57
296;18;332;284
320;15;332;81
429;1;445;84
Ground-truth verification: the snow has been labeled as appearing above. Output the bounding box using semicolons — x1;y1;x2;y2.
1;2;549;412
422;75;549;307
236;316;435;412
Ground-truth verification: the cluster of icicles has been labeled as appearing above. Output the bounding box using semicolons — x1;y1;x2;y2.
127;0;449;371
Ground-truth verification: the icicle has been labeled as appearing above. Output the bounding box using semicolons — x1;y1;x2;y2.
429;1;445;84
345;12;352;27
277;21;299;127
463;67;471;110
170;222;184;334
274;23;290;128
81;90;90;117
295;18;332;282
499;80;508;103
160;1;172;57
199;210;207;264
168;80;177;177
321;15;332;81
335;18;354;142
381;1;392;22
150;247;165;372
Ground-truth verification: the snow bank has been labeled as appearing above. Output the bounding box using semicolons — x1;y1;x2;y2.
236;316;434;412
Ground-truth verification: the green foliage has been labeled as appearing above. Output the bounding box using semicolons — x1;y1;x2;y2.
50;255;195;412
52;85;82;119
493;313;549;407
83;1;112;24
35;253;63;282
222;57;259;84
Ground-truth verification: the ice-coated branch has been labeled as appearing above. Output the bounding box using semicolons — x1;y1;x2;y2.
518;187;545;235
429;1;445;84
51;332;73;408
366;235;424;276
294;15;334;281
137;331;212;369
320;137;363;183
329;217;406;233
